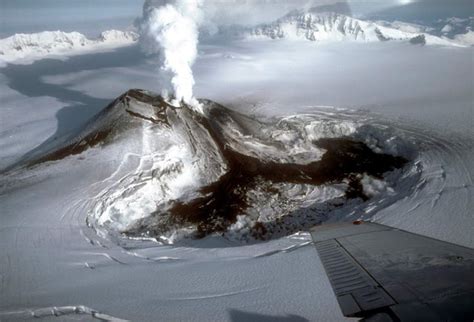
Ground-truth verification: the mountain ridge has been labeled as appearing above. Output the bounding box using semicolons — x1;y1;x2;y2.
249;10;464;46
0;29;138;65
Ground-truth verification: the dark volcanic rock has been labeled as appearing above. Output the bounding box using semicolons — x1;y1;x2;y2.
162;137;406;237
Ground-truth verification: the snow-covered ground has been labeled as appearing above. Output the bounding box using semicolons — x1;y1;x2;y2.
1;6;473;322
0;30;138;66
248;11;462;46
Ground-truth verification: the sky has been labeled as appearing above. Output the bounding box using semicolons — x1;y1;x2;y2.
0;0;143;38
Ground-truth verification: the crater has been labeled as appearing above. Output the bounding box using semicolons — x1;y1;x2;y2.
127;137;406;240
24;90;413;245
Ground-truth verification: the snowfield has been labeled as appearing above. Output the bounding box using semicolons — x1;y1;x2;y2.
0;30;139;66
0;7;473;322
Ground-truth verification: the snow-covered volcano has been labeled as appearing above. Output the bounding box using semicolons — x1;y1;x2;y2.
16;89;415;244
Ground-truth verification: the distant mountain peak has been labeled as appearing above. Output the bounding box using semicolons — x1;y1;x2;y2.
0;30;138;65
248;10;464;46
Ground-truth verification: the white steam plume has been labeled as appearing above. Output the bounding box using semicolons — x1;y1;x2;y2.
138;0;351;112
140;0;203;111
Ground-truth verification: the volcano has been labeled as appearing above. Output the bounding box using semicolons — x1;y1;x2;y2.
23;89;408;243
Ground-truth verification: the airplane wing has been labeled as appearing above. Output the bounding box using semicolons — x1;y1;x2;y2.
311;222;474;321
